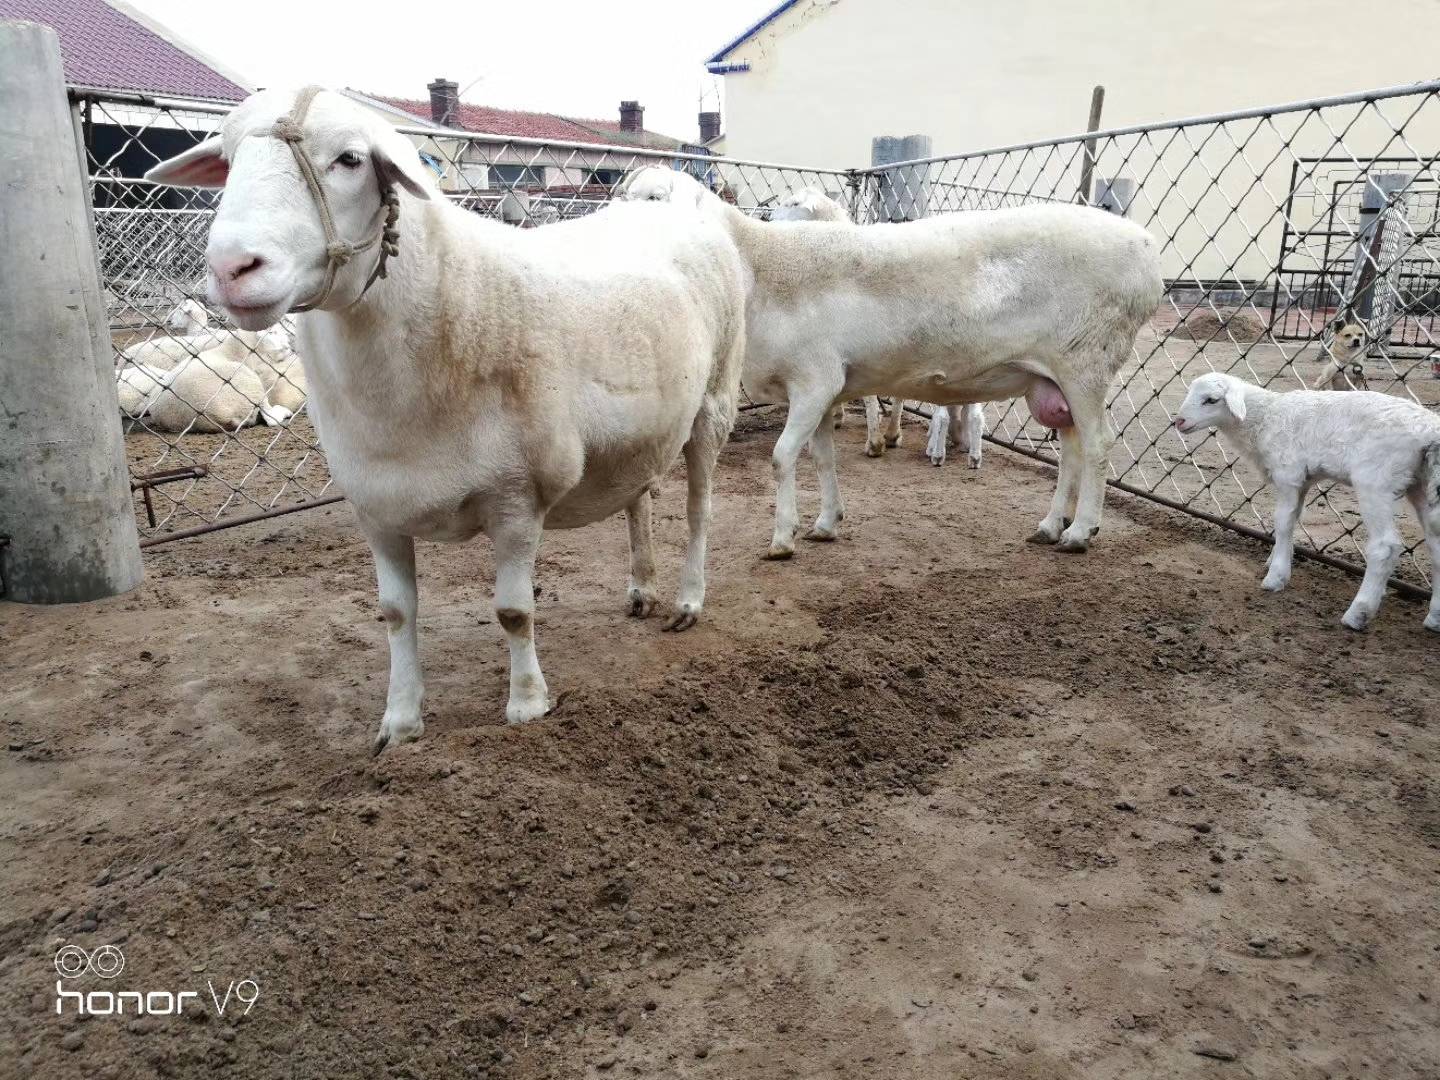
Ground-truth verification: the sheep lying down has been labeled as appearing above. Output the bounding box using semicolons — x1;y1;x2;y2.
117;354;290;432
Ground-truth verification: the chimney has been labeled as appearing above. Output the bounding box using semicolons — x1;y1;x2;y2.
698;111;721;143
619;100;644;133
428;78;460;126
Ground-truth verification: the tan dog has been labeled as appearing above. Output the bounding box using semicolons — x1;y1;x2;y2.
1315;323;1368;391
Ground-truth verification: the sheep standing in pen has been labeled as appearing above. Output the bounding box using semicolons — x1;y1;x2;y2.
770;187;986;466
145;86;747;752
623;167;1162;557
1174;371;1440;631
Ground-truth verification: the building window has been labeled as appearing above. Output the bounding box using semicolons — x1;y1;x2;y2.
490;164;546;189
586;168;624;188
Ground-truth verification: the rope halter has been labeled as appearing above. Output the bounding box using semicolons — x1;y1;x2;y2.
265;85;401;313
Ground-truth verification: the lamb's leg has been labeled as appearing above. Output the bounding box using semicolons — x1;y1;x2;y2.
883;397;905;448
492;514;550;722
667;395;733;631
362;526;424;755
1057;393;1113;553
963;404;984;470
768;385;838;560
926;406;950;466
1029;425;1080;545
1262;482;1305;592
806;415;845;540
863;397;885;457
1342;489;1405;631
624;488;658;617
831;402;846;429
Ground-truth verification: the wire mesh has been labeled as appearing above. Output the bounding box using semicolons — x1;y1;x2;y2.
859;80;1440;589
77;89;854;542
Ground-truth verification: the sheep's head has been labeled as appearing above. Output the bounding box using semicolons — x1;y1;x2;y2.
1175;372;1248;433
769;189;848;223
617;165;711;210
144;88;434;330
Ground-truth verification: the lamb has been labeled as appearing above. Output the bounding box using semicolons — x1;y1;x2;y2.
1314;322;1369;391
1174;371;1440;631
622;166;1162;556
165;297;209;335
145;86;747;752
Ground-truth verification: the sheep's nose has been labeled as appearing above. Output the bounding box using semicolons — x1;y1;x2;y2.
211;251;265;282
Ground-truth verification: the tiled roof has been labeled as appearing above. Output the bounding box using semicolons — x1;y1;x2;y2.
0;0;249;101
370;94;687;152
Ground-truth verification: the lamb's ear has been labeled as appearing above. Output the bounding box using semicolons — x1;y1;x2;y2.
371;131;433;200
145;136;228;188
1223;379;1248;422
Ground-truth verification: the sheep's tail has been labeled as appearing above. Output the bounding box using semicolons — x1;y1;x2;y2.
1423;441;1440;514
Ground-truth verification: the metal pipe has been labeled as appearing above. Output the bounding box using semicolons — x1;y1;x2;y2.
139;496;344;547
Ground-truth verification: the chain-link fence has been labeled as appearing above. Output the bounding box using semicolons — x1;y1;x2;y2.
79;88;853;543
82;82;1438;591
859;80;1440;591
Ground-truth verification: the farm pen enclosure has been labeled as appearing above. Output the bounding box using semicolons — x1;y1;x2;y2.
2;78;1439;1079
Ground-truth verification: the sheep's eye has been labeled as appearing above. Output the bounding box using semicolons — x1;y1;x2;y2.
1202;396;1219;405
334;150;364;169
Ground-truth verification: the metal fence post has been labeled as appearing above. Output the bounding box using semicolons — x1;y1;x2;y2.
1077;85;1105;205
1344;171;1411;330
0;21;144;602
871;134;932;222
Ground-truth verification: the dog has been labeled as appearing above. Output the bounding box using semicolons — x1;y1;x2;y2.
1314;322;1369;391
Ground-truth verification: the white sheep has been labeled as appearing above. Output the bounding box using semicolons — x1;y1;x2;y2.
165;298;209;335
1174;371;1440;631
924;402;985;469
145;86;747;752
622;166;1162;557
118;352;279;432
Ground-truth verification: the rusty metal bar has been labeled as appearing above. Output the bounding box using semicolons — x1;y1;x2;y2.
137;495;344;547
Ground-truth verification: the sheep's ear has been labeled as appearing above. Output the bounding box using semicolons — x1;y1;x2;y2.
371;131;432;200
145;136;228;188
1223;380;1248;422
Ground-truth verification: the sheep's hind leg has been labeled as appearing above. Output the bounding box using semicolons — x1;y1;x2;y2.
624;488;659;617
1029;426;1080;545
863;397;885;457
926;406;950;466
667;395;733;630
492;513;550;722
1341;488;1405;631
805;414;845;541
768;383;839;559
1407;488;1440;631
963;404;984;470
883;397;905;447
362;525;424;755
1057;394;1113;553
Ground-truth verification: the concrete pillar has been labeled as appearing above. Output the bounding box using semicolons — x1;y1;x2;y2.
0;20;143;603
871;134;932;222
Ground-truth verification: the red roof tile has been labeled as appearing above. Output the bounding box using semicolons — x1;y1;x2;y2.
370;94;686;151
1;0;248;101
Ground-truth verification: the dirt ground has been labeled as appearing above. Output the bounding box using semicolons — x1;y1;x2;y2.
3;409;1438;1080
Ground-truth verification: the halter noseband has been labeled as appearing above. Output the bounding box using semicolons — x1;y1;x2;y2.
265;85;401;312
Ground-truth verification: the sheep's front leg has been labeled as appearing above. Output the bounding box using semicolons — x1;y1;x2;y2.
767;386;838;560
883;397;905;447
1030;426;1080;545
363;527;424;755
1057;404;1112;553
492;515;550;722
863;397;885;457
961;404;984;470
805;416;845;541
1262;482;1305;592
624;488;658;617
926;406;950;466
666;398;732;631
1342;490;1405;631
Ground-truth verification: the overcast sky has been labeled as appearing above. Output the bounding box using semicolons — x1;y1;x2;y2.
130;0;781;141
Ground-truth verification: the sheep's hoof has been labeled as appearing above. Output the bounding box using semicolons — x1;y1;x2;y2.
1341;608;1372;632
865;442;885;458
371;715;424;756
929;456;945;467
804;524;838;542
969;458;982;470
884;435;902;449
505;697;551;725
626;588;657;618
1424;613;1440;632
663;607;700;632
1261;574;1289;593
763;547;795;561
1027;529;1060;546
1056;537;1090;554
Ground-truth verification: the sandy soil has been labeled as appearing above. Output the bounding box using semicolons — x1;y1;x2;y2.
3;410;1437;1080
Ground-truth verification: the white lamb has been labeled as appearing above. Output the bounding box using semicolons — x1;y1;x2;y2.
623;166;1162;557
117;353;278;432
165;298;209;335
1174;371;1440;631
145;86;747;752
